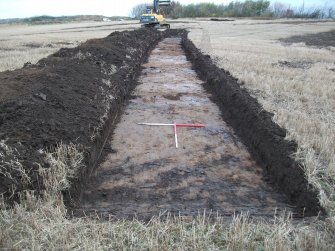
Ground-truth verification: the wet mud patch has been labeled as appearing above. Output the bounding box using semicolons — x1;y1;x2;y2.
181;31;322;216
279;29;335;48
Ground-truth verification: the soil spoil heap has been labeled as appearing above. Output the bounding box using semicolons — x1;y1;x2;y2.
0;28;162;203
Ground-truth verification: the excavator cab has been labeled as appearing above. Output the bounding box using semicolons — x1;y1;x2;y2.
140;0;171;29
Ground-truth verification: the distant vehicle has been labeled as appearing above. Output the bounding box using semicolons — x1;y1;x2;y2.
140;0;171;29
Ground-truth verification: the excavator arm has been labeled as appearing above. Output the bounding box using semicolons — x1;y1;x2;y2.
153;0;160;14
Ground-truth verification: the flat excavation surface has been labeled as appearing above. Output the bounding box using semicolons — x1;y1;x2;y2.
78;37;290;219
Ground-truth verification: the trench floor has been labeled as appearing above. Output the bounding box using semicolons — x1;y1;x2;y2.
77;37;291;219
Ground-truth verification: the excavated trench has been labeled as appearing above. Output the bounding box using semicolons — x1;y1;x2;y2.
76;37;295;219
0;29;321;219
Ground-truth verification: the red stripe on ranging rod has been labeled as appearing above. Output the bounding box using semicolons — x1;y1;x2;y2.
138;123;205;127
138;122;205;148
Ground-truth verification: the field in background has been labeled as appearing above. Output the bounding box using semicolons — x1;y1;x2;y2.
0;20;139;72
0;19;334;249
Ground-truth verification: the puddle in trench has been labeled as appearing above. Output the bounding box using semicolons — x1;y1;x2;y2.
77;37;291;219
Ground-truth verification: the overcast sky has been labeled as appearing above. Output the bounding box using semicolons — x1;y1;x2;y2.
0;0;333;19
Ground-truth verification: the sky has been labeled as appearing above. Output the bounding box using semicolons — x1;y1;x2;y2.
0;0;334;19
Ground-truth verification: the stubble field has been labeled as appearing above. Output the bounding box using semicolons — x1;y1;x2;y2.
187;19;335;216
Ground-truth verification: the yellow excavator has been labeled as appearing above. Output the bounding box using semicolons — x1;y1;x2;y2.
140;0;171;29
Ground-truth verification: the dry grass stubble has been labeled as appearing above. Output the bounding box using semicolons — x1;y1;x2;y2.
1;158;334;250
187;20;335;216
0;21;139;71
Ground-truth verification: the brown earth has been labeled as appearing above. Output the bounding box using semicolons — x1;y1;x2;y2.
0;28;322;217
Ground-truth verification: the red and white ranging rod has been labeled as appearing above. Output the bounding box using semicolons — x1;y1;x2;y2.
138;122;205;148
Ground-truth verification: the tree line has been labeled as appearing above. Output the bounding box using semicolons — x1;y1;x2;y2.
132;0;334;19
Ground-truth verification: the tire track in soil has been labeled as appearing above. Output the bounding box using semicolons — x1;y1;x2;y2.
76;37;291;219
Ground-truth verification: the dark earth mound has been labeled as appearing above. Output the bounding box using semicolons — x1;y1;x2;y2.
0;28;162;203
250;20;335;26
280;29;335;48
210;18;235;22
181;32;322;216
275;60;314;69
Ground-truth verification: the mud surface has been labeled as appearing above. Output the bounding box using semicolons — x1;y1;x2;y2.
0;28;162;201
77;37;291;219
280;29;335;48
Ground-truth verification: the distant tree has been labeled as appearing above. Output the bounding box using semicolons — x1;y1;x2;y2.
328;7;334;18
272;2;287;17
308;9;321;18
199;3;220;17
241;0;270;16
144;0;330;19
243;0;254;16
229;2;244;17
131;3;149;18
182;4;197;17
284;8;294;18
169;1;183;18
160;1;176;15
255;0;271;15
